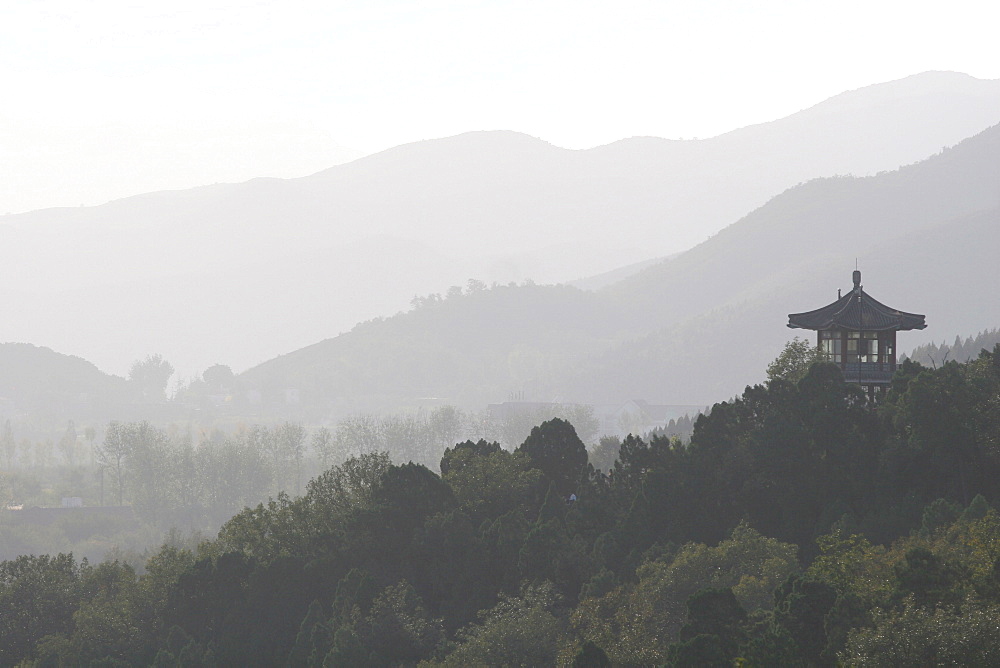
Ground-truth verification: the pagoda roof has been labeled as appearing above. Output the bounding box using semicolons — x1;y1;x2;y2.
787;271;926;332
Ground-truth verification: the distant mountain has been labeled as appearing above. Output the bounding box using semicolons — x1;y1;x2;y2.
240;122;1000;412
0;343;132;420
573;123;1000;403
1;72;999;381
567;255;674;292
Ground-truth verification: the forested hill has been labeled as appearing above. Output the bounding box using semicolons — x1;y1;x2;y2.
905;328;1000;366
240;123;1000;411
8;350;1000;665
2;72;998;381
566;122;1000;403
0;343;132;417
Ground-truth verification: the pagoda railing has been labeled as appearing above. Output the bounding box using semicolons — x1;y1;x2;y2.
842;362;896;384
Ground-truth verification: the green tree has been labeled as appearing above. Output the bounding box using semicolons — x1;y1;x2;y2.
432;582;563;668
367;581;444;666
572;640;611;668
0;553;82;665
287;599;326;667
677;587;747;659
128;354;175;401
572;523;798;664
440;441;541;524
516;418;588;496
772;575;837;666
843;596;1000;666
202;364;234;390
767;337;827;384
893;547;965;608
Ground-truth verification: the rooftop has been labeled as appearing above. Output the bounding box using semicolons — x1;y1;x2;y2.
788;270;926;332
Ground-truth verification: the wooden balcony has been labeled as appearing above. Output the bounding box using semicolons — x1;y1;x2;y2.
842;362;896;384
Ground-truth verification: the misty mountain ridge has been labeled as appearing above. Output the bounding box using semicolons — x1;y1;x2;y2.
0;343;131;419
240;121;1000;411
1;71;998;384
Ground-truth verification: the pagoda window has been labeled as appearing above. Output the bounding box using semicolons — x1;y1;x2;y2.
847;331;878;362
820;330;842;362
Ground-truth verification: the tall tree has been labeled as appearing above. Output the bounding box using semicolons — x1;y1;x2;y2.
516;418;588;496
128;354;175;401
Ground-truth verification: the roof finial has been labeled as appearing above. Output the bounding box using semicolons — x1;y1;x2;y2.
853;269;862;289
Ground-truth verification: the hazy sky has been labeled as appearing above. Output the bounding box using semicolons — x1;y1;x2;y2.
3;0;997;214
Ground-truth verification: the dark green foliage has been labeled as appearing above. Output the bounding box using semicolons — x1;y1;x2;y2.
411;510;492;629
371;462;457;530
440;439;501;476
894;547;965;608
773;576;838;666
440;444;542;524
0;553;82;665
7;348;1000;665
679;587;747;659
741;615;802;668
165;551;253;642
580;568;617;601
767;337;827;384
572;640;611;667
213;556;316;666
518;519;586;596
665;633;730;668
842;597;1000;666
920;498;963;536
366;582;445;666
287;599;325;667
436;582;564;667
962;493;992;522
479;508;531;595
587;436;621;475
516;418;589;496
151;648;176;667
822;592;871;663
325;626;367;666
537;482;568;524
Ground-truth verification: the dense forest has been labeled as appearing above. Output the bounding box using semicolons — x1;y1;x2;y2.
3;345;1000;665
904;327;1000;367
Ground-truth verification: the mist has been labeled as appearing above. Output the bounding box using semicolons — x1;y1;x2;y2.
2;3;1000;662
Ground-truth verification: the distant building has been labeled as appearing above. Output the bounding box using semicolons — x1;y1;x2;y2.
486;401;558;422
787;270;926;401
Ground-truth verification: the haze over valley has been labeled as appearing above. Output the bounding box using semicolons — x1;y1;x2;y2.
2;71;999;387
7;3;1000;662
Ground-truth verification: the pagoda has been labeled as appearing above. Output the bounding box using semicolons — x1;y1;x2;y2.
787;270;926;400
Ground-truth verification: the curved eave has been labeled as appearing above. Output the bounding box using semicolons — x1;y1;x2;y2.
787;320;927;331
787;289;926;331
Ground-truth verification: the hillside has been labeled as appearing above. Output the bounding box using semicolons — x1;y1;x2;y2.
240;123;1000;411
0;343;133;419
1;72;998;381
905;328;1000;366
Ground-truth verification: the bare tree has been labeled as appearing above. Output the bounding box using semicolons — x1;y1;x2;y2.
95;422;130;506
